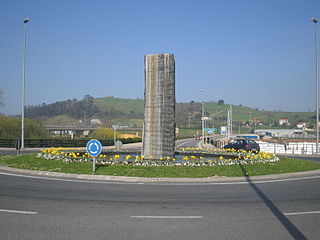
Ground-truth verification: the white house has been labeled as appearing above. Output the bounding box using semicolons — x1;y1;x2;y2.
297;122;306;130
279;118;289;126
90;119;103;126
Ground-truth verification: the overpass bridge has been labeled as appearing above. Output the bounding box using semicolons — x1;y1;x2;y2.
44;125;98;138
44;125;143;138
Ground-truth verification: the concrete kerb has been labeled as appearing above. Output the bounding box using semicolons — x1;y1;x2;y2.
0;165;319;183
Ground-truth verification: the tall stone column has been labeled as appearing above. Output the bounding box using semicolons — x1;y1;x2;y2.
142;54;176;159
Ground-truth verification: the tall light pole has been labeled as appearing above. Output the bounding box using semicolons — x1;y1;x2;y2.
21;18;30;149
311;18;319;154
112;125;118;146
200;89;205;143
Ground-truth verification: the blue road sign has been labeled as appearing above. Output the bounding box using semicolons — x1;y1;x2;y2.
86;139;102;157
203;128;217;132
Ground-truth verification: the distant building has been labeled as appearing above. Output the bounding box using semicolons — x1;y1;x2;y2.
254;129;304;138
297;122;306;130
90;119;103;126
251;118;263;126
234;134;260;139
251;118;261;123
279;118;289;126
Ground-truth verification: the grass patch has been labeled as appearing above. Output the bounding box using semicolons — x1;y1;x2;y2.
0;154;319;178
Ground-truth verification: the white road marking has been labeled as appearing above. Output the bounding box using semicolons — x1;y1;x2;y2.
284;211;320;216
0;171;319;185
176;139;195;148
0;209;37;215
131;216;203;219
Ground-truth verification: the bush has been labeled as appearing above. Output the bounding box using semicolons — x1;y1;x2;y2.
0;115;48;138
89;128;115;139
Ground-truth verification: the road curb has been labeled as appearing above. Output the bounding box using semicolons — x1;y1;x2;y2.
0;166;319;183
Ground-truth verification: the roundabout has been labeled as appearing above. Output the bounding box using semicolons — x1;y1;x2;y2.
0;141;319;239
0;165;319;240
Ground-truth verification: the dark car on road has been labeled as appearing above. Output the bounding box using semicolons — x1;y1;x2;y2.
224;139;260;153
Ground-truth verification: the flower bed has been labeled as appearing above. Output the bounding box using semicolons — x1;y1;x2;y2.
37;147;279;167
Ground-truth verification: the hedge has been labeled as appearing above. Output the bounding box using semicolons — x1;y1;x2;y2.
0;138;141;148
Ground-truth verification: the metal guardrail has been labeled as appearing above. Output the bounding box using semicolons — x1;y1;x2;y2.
258;142;318;155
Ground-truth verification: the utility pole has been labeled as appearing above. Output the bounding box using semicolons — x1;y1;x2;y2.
248;111;251;134
200;89;205;142
227;105;233;137
202;102;205;141
230;105;232;136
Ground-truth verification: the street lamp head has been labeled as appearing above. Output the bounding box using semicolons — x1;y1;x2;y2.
311;18;318;23
23;18;30;23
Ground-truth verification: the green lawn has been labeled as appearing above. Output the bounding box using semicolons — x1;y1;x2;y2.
0;154;319;178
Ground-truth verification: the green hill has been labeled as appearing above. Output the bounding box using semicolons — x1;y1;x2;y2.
23;96;315;131
94;97;144;118
93;97;315;130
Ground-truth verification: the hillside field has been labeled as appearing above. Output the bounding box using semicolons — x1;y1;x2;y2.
21;96;315;133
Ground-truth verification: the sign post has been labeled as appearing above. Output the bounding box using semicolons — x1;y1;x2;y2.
115;140;123;151
15;139;22;155
86;139;102;173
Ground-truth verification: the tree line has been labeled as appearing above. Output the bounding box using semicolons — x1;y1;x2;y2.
0;115;48;138
24;95;100;119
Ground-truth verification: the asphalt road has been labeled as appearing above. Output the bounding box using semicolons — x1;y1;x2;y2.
0;172;319;240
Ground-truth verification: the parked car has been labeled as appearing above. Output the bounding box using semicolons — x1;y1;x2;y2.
224;139;260;153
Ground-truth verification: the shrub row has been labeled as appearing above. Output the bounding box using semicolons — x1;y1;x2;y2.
0;138;141;148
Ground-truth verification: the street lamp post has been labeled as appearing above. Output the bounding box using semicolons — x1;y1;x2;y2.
200;89;205;143
311;18;318;154
21;18;30;149
112;125;118;146
202;102;204;142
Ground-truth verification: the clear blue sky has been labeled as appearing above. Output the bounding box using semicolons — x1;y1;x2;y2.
0;0;319;115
